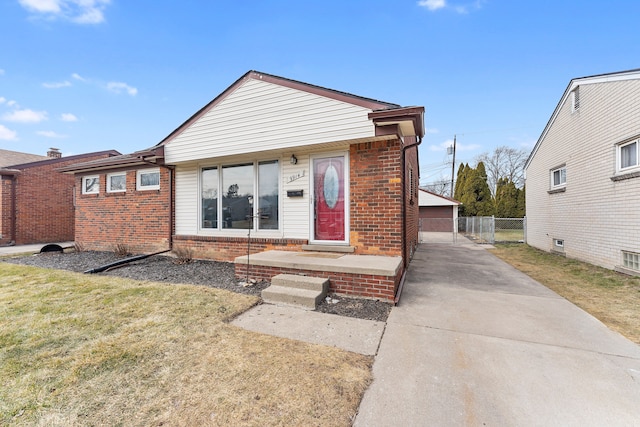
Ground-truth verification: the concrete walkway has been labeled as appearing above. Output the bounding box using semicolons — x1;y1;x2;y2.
355;242;640;426
0;241;74;256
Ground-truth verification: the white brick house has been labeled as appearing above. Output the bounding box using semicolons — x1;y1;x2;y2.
525;69;640;275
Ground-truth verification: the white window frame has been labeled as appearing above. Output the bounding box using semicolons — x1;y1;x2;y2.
82;175;100;194
554;239;564;249
107;172;127;193
550;165;566;189
136;168;160;191
198;159;281;234
616;139;639;172
622;251;640;271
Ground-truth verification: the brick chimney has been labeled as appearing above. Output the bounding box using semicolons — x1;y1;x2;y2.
47;147;62;158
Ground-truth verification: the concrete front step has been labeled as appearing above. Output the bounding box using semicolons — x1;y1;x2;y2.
262;274;330;310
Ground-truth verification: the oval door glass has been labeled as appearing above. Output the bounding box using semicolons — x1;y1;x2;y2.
313;156;345;241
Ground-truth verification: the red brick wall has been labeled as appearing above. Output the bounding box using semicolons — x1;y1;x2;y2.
404;143;420;261
0;154;113;245
235;262;402;302
173;235;306;261
75;168;171;254
350;138;404;257
0;176;12;244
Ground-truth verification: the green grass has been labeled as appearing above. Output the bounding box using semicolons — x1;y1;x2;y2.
0;264;372;426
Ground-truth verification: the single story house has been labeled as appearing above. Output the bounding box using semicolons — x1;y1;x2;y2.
525;69;640;276
418;188;460;232
61;71;425;301
0;148;119;246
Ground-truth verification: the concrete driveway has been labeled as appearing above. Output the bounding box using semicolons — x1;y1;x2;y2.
355;241;640;426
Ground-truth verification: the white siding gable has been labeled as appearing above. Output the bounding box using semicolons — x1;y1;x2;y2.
418;189;459;207
165;78;375;164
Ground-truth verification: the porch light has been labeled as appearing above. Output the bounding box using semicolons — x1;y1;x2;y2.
290;154;298;165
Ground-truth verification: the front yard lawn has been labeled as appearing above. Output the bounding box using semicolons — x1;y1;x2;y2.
0;264;372;426
490;244;640;344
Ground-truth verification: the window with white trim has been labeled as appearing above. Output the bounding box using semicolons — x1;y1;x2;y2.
107;172;126;193
201;160;279;231
550;165;566;189
82;175;99;194
617;139;639;172
137;168;160;191
622;251;640;271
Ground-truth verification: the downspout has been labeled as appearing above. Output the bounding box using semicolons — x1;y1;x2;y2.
140;158;174;251
10;175;17;245
395;134;423;305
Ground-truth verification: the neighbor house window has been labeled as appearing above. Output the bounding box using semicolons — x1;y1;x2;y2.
82;175;99;194
571;87;580;113
550;165;566;188
622;251;640;271
617;139;639;171
201;160;279;231
107;172;126;193
137;168;160;190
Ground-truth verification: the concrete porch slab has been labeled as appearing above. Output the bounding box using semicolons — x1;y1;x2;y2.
234;250;402;277
231;303;385;356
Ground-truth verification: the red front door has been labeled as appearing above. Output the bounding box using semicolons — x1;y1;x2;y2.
313;156;345;241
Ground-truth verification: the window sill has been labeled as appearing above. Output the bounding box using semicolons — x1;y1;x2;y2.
611;170;640;182
614;265;640;277
547;187;566;194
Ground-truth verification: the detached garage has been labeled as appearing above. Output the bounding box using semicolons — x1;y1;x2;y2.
418;188;460;233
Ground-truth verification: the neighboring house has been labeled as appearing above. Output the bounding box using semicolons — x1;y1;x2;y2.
61;70;425;301
418;188;460;232
0;148;120;246
525;69;640;275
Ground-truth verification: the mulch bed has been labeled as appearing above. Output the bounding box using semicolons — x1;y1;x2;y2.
1;250;392;322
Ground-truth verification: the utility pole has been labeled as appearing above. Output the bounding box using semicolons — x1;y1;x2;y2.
450;135;457;198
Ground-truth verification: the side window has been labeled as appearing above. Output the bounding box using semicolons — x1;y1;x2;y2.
617;139;638;171
107;172;127;193
82;175;99;194
137;168;160;191
550;165;566;189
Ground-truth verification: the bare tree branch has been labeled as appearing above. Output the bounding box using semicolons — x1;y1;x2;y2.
474;146;527;196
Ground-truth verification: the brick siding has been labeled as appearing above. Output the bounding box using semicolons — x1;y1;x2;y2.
74;168;172;254
0;153;113;245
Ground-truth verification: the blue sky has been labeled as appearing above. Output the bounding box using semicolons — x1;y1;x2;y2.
1;1;639;186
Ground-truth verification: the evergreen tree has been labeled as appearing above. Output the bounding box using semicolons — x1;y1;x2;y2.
459;162;494;216
453;163;467;201
515;185;526;218
494;178;519;217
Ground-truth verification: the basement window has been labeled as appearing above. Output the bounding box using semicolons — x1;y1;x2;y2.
137;168;160;191
82;175;99;194
554;239;564;249
107;172;127;193
623;251;640;271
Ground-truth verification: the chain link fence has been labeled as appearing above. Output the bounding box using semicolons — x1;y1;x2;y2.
457;217;526;244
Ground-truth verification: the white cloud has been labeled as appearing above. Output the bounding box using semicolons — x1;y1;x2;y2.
418;0;446;11
106;81;138;96
18;0;111;24
7;100;17;107
0;97;5;104
61;113;78;122
71;72;86;81
0;125;18;140
37;130;67;138
3;108;48;123
43;80;72;89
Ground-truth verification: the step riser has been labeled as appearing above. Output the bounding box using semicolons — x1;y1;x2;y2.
262;286;325;310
